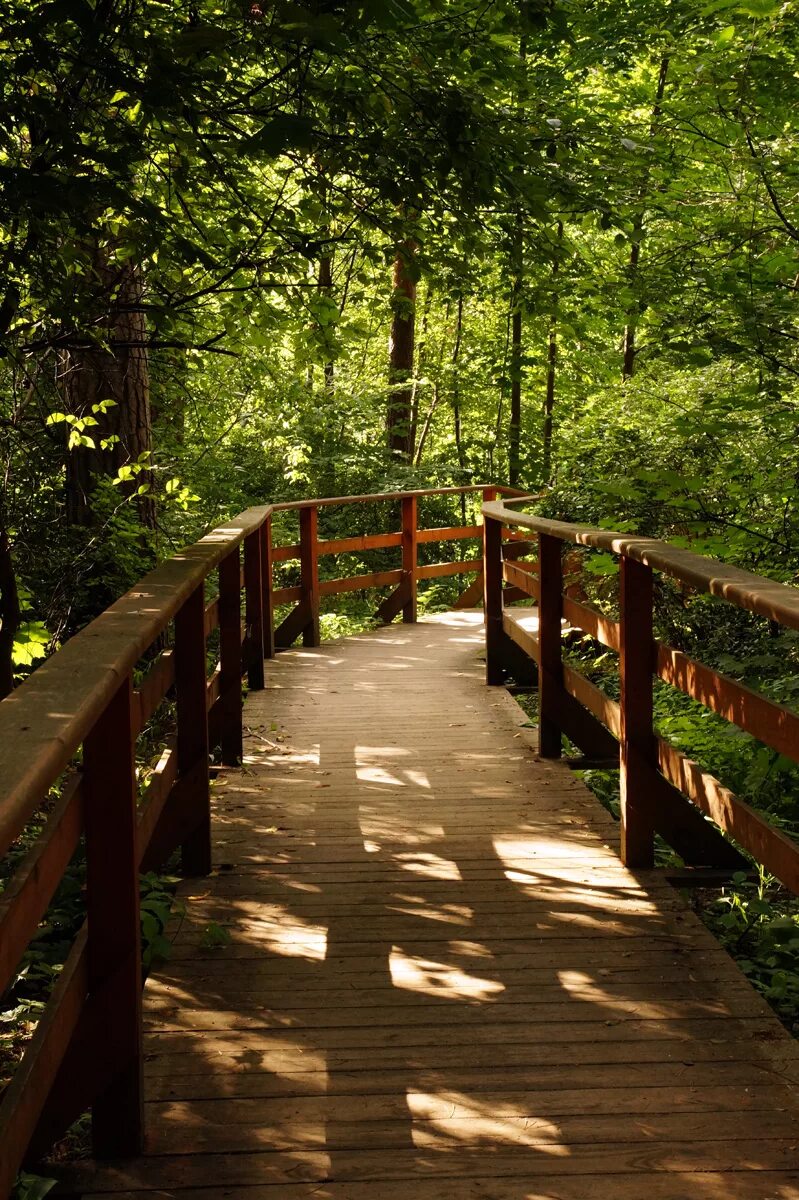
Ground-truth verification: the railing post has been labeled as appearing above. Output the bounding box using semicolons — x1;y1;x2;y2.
219;546;243;765
244;529;265;690
300;505;320;647
175;584;211;876
401;494;418;623
619;555;656;867
83;675;144;1158
483;514;504;685
261;513;275;659
538;532;563;758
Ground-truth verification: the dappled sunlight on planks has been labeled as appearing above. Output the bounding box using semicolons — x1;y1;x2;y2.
55;612;799;1200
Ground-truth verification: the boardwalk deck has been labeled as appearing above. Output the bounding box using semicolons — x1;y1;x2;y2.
62;613;799;1199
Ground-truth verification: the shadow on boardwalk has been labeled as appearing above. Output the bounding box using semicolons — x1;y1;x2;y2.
59;614;799;1200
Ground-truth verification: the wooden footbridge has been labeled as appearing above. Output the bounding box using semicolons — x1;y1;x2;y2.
3;485;799;1199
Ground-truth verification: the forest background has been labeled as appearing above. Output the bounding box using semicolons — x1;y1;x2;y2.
3;0;799;1059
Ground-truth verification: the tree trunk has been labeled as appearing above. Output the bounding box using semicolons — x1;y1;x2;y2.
622;55;670;380
60;258;154;527
410;284;432;453
387;242;417;460
451;295;468;520
508;274;522;486
0;526;20;700
319;252;334;392
543;221;563;481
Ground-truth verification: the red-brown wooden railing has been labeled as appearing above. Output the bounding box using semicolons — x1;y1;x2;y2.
483;498;799;886
0;483;520;1196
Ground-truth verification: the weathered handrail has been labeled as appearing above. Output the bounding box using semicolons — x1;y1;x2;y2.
482;498;799;890
0;483;519;1197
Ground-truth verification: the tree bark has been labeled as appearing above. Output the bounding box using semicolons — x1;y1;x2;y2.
387;242;417;460
319;252;334;392
508;270;522;486
543;221;563;481
59;257;154;527
622;55;670;380
0;526;20;700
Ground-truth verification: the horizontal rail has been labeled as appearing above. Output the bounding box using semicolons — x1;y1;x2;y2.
486;500;799;887
483;500;799;632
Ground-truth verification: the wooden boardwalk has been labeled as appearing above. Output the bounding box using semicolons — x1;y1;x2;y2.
64;613;799;1199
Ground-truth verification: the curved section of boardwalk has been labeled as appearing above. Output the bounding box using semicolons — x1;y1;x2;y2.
68;614;799;1199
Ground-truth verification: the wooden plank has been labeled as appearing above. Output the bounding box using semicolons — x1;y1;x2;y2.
271;542;301;563
132;650;175;736
0;774;83;996
318;532;402;556
563;596;620;650
272;584;303;605
374;578;411;625
0;932;88;1198
619;556;655;868
83;675;144;1157
299;506;320;648
502;559;539;599
319;569;403;597
484;515;504;685
203;597;219;637
274;598;312;649
135;739;179;863
218;549;243;765
538;532;563;757
482;499;799;633
206;665;221;710
657;642;799;761
402;494;417;623
416;559;480;580
657;738;799;891
416;524;481;544
175;584;211;875
243;530;265;690
453;569;484;608
260;515;275;659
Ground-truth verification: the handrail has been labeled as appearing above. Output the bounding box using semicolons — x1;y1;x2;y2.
483;500;799;630
0;482;513;1196
482;498;799;892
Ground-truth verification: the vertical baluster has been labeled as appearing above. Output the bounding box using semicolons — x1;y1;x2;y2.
537;532;563;758
219;547;243;765
483;514;504;685
402;494;418;623
619;555;655;867
244;530;265;690
261;513;275;659
83;676;143;1157
176;584;211;876
300;505;320;647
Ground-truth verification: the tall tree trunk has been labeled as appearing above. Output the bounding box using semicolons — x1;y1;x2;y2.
60;257;154;527
319;252;334;392
542;221;563;481
0;526;20;700
508;263;523;486
387;242;416;460
415;298;449;467
410;284;432;453
622;55;670;380
451;295;467;520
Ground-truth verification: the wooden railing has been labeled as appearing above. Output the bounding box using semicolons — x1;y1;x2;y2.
0;483;521;1196
483;498;799;888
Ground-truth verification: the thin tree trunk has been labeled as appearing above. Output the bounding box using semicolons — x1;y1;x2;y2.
410;284;432;453
543;221;563;481
622;55;670;380
415;298;449;467
387;242;417;460
319;252;334;392
60;257;154;527
0;526;20;700
508;287;522;485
